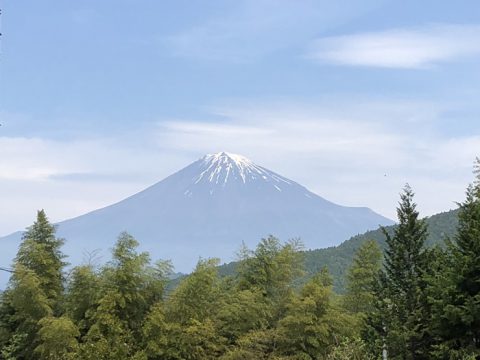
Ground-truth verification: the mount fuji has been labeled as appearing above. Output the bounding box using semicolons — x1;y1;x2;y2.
0;152;393;274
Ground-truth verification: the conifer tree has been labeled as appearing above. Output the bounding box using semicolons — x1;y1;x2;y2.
429;158;480;358
365;185;430;359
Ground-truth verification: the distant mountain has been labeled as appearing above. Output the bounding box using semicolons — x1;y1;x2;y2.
0;152;393;279
218;209;459;292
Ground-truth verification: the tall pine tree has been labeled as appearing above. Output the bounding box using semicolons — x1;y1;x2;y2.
365;185;430;359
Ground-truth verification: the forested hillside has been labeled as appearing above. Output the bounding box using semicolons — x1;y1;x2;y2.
219;209;459;292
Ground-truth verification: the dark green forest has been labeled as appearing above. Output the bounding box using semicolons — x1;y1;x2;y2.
1;159;480;359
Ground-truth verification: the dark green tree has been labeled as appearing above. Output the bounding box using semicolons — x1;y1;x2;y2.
428;158;480;358
365;185;430;359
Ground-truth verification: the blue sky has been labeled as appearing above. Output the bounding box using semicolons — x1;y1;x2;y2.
1;0;480;234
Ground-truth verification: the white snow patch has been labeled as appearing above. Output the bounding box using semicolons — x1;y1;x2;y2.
193;152;295;189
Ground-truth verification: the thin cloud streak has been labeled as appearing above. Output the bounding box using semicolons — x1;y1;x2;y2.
307;24;480;69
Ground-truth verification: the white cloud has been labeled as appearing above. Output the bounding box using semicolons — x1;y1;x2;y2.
308;24;480;68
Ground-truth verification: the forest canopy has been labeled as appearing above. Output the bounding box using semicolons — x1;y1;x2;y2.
1;159;479;359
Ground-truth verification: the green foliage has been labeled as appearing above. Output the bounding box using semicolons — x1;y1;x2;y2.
35;316;79;360
2;265;53;358
0;210;66;359
220;328;278;359
428;158;480;357
343;240;382;314
238;236;304;298
16;210;66;310
141;302;169;359
216;288;271;343
167;258;221;324
365;185;431;359
276;269;356;359
65;264;101;336
218;209;459;293
237;236;304;325
326;337;375;360
79;232;161;357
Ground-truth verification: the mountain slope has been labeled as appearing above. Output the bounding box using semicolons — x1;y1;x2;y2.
0;152;393;275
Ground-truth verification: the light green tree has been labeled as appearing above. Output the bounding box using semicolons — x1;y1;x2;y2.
0;210;66;359
276;268;356;359
343;239;382;315
34;316;79;360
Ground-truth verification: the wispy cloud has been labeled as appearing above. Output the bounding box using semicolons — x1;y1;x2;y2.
307;24;480;69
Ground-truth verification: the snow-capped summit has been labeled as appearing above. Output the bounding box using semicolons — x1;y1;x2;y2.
196;151;271;185
186;152;294;197
0;152;394;274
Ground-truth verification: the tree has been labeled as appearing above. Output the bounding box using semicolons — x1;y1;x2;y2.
343;240;382;315
276;268;356;359
2;265;53;358
143;258;225;359
80;232;154;358
365;185;430;359
65;264;101;336
429;158;480;358
237;237;304;322
0;210;66;359
216;288;271;344
34;316;79;360
15;210;66;310
167;258;221;325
